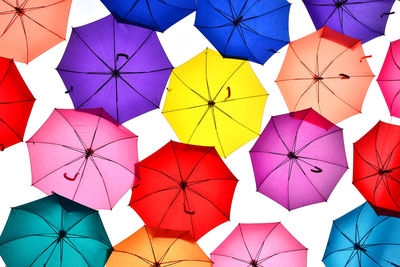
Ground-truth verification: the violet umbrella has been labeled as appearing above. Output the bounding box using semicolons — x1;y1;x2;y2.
250;109;348;210
57;15;173;123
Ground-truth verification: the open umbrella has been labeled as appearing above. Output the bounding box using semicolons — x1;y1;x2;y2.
211;223;307;267
195;0;290;64
323;202;400;266
303;0;395;43
27;108;138;210
276;26;374;124
163;48;268;157
129;141;238;241
353;121;400;217
57;15;173;123
250;109;348;210
0;57;35;150
0;0;72;63
107;226;212;266
100;0;196;32
0;194;112;266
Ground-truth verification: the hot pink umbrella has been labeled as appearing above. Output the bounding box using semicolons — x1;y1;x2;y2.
27;108;138;210
211;223;307;267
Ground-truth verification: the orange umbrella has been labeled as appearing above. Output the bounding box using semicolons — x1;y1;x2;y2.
107;226;212;267
276;26;374;124
0;0;72;63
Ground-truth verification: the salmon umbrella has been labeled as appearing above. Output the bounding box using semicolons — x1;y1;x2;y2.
276;26;374;124
129;141;238;241
57;15;173;123
107;226;212;266
0;57;35;150
0;194;112;266
211;223;307;267
27;108;138;210
250;109;348;210
0;0;72;63
163;48;268;157
353;121;400;217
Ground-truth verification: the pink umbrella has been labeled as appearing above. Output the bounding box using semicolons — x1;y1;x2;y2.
211;223;307;267
27;108;138;210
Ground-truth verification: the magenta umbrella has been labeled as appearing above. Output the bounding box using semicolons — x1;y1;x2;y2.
250;109;348;210
211;223;307;267
27;108;138;210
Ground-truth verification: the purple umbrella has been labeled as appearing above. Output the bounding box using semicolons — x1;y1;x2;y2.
57;15;173;123
302;0;395;43
250;109;348;210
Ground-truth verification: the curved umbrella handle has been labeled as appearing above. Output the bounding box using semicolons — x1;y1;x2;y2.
132;183;140;189
167;87;173;92
380;11;395;18
360;55;372;62
63;172;79;181
223;86;231;101
339;74;350;79
116;53;129;61
0;144;4;151
65;86;73;94
310;166;323;173
184;203;195;215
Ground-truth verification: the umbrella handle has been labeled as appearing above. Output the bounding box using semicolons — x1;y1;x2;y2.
0;144;4;151
117;53;129;61
360;55;372;62
65;86;73;94
223;86;231;101
184;203;195;215
311;166;323;173
380;11;395;18
339;74;350;79
63;172;79;181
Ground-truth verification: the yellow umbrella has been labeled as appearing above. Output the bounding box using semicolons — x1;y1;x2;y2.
163;49;268;157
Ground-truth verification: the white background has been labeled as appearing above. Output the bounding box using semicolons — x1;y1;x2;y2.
1;0;400;266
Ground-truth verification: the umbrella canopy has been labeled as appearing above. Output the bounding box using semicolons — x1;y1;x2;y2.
163;48;268;157
57;15;173;123
27;108;138;210
303;0;395;43
211;223;307;267
250;109;348;210
0;194;112;266
107;226;212;266
276;26;374;124
0;0;72;63
129;141;238;241
323;202;400;266
0;57;35;150
195;0;290;64
100;0;196;32
353;121;400;217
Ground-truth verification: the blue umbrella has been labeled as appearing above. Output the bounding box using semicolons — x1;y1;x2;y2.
100;0;196;32
323;202;400;266
194;0;291;64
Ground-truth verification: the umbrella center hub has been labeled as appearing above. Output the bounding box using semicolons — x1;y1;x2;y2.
287;151;298;159
250;260;259;267
335;0;347;8
85;148;94;158
378;169;392;175
111;69;121;77
15;7;24;15
313;75;324;81
153;262;161;267
208;100;215;107
354;242;366;252
233;16;243;26
58;230;67;238
179;181;188;190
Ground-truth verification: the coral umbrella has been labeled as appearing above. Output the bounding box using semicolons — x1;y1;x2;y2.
129;141;238;241
0;57;35;150
323;202;400;266
0;194;112;266
353;121;400;217
100;0;196;32
211;223;307;267
57;15;173;123
303;0;395;43
250;109;348;210
195;0;290;64
276;26;374;124
163;48;268;157
0;0;72;63
107;226;212;266
26;108;138;210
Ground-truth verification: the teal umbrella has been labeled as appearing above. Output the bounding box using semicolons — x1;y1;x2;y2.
0;194;112;266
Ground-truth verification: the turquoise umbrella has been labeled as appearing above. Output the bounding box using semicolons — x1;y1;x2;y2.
0;194;112;266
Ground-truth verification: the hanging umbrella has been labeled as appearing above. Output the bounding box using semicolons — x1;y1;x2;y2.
107;226;212;266
195;0;290;64
0;57;35;150
303;0;395;43
323;202;400;266
0;0;72;63
57;15;173;123
163;48;268;157
129;141;238;241
100;0;196;32
211;223;307;267
250;109;348;210
353;121;400;217
0;194;112;266
276;26;374;124
26;108;138;210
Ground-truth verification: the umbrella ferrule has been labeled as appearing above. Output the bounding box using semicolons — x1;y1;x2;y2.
208;100;215;107
85;148;94;159
287;151;298;160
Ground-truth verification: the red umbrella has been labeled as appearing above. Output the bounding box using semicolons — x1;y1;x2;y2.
129;141;238;241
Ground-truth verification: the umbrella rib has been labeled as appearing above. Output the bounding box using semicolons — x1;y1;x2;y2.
239;22;289;43
205;49;212;99
23;12;65;40
332;221;355;245
380;177;400;210
216;94;268;104
118;75;159;107
271;117;290;152
210;253;250;264
359;217;391;245
0;233;56;247
159;231;189;264
0;98;35;104
130;186;180;204
204;0;233;21
120;67;173;74
0;12;18;37
250;150;287;157
63;237;91;266
257;158;290;190
118;31;154;71
137;164;180;184
258;248;307;263
389;43;400;71
0;116;23;141
88;156;112;209
43;239;60;266
241;4;291;23
27;141;85;153
145;0;162;32
353;172;380;184
344;250;358;266
342;6;384;35
323;246;354;260
55;68;110;75
156;0;195;10
238;224;254;260
122;0;140;19
185;147;213;182
186;187;229;219
0;0;14;8
227;0;237;18
320;80;361;113
211;107;226;157
292;109;311;151
14;208;59;233
76;75;114;109
293;80;318;111
319;41;359;77
296;129;342;154
287;160;294;210
156;189;182;228
71;158;90;201
19;15;29;63
112;250;154;265
0;59;12;86
162;104;209;114
353;146;379;171
297;156;348;169
161;259;213;267
93;136;137;152
22;0;67;11
186;107;210;143
213;61;246;101
66;212;97;232
236;25;260;62
374;118;384;168
294;160;327;201
29;238;59;266
195;22;233;29
222;25;236;54
188;178;238;186
214;105;259;135
255;223;280;261
143;226;158;264
170;141;184;181
55;109;87;149
65;233;112;247
288;44;316;77
171;71;209;102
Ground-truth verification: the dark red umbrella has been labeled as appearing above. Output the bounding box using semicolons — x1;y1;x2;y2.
129;141;238;240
